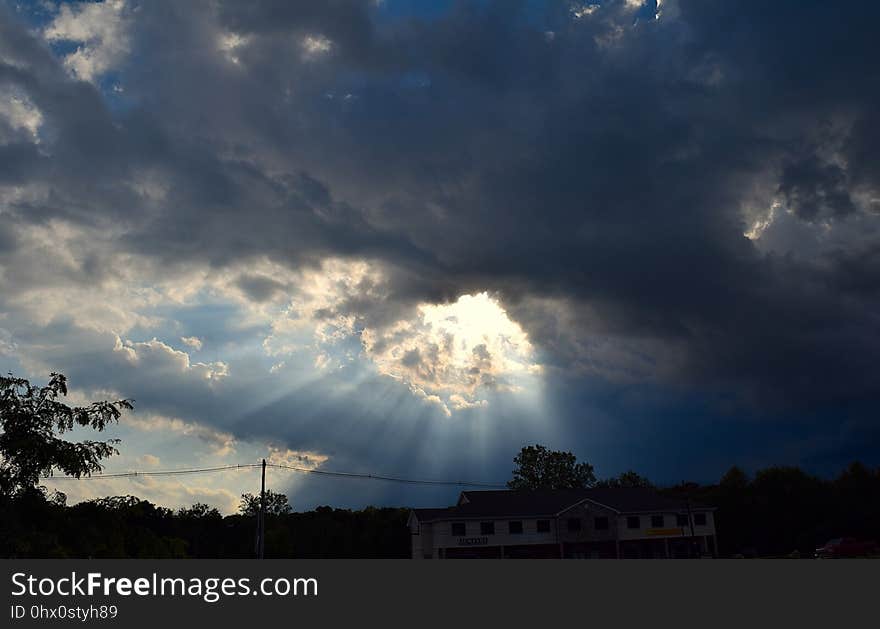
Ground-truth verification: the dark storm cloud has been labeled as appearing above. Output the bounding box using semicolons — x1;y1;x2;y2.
216;0;381;63
778;156;855;221
2;0;880;468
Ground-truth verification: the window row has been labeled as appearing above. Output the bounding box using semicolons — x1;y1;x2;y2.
451;520;551;536
623;513;708;529
450;512;707;536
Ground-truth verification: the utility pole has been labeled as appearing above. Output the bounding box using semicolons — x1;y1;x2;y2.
686;494;696;558
259;458;266;559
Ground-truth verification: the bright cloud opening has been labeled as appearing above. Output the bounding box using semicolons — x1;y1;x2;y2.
362;292;541;415
259;259;541;416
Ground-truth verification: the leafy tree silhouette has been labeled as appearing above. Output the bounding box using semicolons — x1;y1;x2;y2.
0;372;133;497
239;489;292;516
596;469;655;488
508;444;598;490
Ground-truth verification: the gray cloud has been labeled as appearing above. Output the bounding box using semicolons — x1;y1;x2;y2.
2;0;880;492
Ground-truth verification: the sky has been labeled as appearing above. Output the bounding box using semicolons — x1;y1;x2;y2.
1;0;879;514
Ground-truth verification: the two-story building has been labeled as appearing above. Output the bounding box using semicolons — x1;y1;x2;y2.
409;487;716;559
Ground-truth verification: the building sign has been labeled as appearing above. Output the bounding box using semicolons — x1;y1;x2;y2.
458;537;489;546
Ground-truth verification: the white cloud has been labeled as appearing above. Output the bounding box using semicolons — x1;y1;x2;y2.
449;394;488;411
745;201;781;241
362;292;539;402
266;444;328;470
181;336;203;351
261;258;382;357
44;0;131;82
0;327;16;356
217;31;249;66
571;4;600;19
137;453;161;467
113;337;229;382
0;87;43;141
301;34;333;59
1;218;168;335
131;413;238;457
655;0;665;19
408;384;452;417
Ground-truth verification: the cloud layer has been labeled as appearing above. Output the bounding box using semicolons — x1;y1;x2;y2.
2;0;880;508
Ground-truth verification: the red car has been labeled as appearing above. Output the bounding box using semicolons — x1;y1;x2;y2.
814;538;879;558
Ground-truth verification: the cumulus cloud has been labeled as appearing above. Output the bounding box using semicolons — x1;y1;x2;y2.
113;337;229;382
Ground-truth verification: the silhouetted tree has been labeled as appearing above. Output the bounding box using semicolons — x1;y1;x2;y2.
239;490;291;516
596;469;654;488
508;444;597;490
178;503;222;520
0;372;133;497
719;466;749;490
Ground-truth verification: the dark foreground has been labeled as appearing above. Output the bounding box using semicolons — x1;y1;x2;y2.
2;461;879;558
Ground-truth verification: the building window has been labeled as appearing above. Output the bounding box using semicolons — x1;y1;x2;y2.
594;516;609;530
451;522;466;536
694;513;707;526
676;514;689;527
480;521;495;535
567;518;582;532
651;515;664;528
537;519;551;533
508;521;523;534
627;516;641;529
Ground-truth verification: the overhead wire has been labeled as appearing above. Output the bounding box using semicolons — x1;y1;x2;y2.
41;462;506;488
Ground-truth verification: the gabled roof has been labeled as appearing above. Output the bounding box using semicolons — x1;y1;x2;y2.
410;488;712;523
455;488;594;517
410;507;458;523
570;487;712;514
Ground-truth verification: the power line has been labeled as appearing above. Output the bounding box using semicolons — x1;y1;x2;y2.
41;464;260;480
40;462;507;488
267;463;506;488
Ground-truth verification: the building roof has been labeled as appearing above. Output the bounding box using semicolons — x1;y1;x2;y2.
411;487;712;522
410;507;458;522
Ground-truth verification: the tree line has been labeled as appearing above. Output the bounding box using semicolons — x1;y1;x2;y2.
2;373;878;558
3;458;877;558
0;490;411;558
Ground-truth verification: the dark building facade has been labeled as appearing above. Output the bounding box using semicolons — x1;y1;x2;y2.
409;488;716;559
